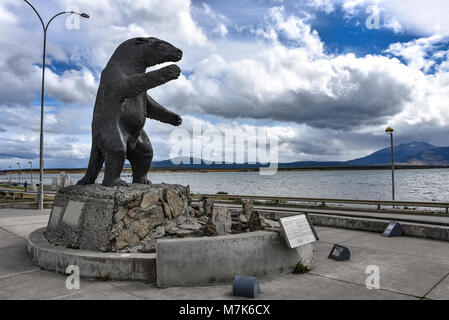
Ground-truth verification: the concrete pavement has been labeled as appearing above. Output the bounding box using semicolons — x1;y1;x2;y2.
1;208;449;300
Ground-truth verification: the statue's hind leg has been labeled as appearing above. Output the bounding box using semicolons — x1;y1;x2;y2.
102;132;128;187
127;130;153;184
77;141;104;185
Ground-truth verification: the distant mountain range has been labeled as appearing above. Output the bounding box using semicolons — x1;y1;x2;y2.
347;141;446;165
148;141;449;169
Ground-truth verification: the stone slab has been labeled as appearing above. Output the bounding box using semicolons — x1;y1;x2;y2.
279;214;317;248
156;231;308;287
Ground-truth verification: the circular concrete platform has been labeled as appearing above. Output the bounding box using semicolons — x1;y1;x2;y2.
28;228;313;286
27;228;157;282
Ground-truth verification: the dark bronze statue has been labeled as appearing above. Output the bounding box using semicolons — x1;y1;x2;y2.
77;37;183;186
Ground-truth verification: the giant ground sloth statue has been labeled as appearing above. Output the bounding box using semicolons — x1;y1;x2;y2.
77;37;183;186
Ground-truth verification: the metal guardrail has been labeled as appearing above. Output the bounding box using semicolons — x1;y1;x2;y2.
192;194;449;214
1;188;447;214
0;188;55;200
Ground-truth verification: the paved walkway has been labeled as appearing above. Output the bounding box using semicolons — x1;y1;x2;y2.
1;208;449;300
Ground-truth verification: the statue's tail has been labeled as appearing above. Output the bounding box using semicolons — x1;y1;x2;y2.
77;145;104;185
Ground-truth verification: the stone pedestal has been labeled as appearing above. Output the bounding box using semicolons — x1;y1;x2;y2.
36;187;317;285
45;183;191;252
28;188;313;287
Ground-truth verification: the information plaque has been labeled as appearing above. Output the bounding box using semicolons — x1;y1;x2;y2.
279;214;318;249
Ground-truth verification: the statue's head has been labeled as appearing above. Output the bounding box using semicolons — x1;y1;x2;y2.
136;37;182;67
112;37;182;69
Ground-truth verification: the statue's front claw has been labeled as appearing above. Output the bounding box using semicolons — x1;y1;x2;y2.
168;114;182;126
173;114;182;126
160;64;181;82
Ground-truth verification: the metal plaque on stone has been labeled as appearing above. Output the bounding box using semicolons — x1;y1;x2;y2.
61;200;85;228
279;214;318;249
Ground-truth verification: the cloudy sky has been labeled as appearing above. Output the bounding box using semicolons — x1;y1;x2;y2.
1;0;449;169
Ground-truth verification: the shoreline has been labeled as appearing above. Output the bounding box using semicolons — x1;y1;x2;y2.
2;165;449;175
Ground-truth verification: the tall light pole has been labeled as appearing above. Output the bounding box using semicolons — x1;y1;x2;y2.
8;166;11;184
385;127;395;201
23;1;89;210
28;161;33;184
17;162;21;183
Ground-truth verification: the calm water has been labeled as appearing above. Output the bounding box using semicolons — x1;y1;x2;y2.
3;168;449;202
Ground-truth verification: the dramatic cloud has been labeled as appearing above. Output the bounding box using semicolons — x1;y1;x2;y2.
386;35;449;72
156;7;418;130
1;0;449;169
308;0;449;35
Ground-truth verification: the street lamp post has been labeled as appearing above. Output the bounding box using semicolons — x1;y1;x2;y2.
17;162;21;184
23;1;89;210
28;161;33;184
8;166;11;184
385;127;395;201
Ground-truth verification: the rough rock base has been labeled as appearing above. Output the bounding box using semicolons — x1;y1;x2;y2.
45;183;191;252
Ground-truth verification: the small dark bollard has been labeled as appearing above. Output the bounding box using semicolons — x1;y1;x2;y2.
328;244;350;261
233;276;261;298
382;221;403;237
